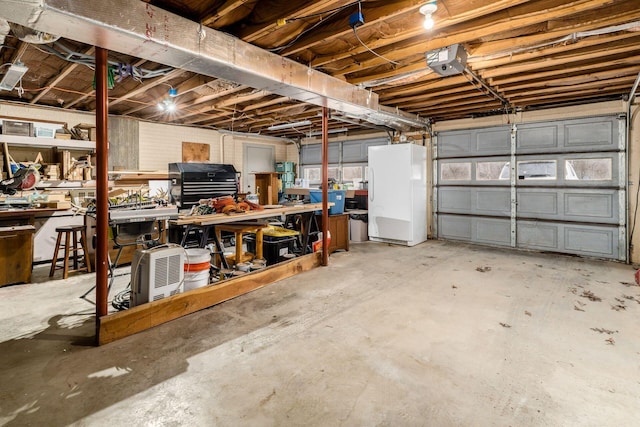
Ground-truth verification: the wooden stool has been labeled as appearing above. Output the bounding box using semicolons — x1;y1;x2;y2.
216;224;266;266
49;225;92;279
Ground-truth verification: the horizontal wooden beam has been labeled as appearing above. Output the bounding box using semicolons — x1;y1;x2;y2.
499;69;640;93
481;43;640;79
489;55;640;86
469;33;640;70
98;252;322;345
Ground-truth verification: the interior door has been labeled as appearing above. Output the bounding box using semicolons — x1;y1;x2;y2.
243;144;275;193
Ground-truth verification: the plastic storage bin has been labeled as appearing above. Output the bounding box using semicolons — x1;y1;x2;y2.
309;189;346;215
246;235;297;265
276;161;295;173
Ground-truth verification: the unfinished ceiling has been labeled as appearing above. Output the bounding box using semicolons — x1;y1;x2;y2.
0;0;639;139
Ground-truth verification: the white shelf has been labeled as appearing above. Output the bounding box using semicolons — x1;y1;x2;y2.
35;180;92;189
0;134;95;150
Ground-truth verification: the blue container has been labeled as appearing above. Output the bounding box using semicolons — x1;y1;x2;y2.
309;189;346;215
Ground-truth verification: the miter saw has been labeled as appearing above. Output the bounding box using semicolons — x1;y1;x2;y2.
0;166;41;195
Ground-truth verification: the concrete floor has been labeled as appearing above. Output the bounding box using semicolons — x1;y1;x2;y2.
1;240;639;426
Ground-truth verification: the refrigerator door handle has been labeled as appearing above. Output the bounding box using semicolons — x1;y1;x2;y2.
369;169;374;202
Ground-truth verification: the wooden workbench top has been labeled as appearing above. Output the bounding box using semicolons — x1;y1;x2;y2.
172;202;328;226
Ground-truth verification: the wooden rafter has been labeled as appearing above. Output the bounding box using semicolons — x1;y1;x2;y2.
304;0;532;67
332;0;621;77
30;46;95;105
122;74;211;115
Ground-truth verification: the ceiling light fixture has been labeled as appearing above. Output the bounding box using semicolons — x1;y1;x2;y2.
267;120;312;131
419;1;437;30
157;87;178;112
307;127;349;137
0;62;28;91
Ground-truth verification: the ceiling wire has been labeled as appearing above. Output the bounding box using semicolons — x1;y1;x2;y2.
352;26;401;66
269;8;343;53
285;1;363;23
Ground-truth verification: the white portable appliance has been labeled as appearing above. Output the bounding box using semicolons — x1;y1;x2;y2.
368;143;427;246
130;246;185;307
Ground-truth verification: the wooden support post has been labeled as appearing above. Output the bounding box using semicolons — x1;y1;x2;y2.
95;47;110;339
321;107;329;267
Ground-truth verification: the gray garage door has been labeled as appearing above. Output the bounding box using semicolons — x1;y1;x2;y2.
434;115;626;261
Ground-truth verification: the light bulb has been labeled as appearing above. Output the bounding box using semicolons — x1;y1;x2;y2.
166;102;177;112
157;102;165;111
423;15;434;30
419;1;437;30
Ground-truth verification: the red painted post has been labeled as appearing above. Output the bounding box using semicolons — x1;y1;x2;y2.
95;47;109;336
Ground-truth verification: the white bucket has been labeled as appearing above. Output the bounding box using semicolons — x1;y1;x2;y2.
184;248;210;290
250;258;267;270
185;248;210;264
184;269;209;291
236;262;252;272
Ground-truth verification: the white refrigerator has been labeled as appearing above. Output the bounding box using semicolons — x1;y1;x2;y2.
368;143;427;246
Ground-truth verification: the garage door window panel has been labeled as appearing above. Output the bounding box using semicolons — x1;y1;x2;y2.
441;162;471;181
477;161;509;181
517;160;557;180
566;159;612;181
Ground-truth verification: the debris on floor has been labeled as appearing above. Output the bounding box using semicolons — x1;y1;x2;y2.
499;322;511;328
580;290;602;302
524;310;532;316
605;338;616;345
476;266;492;273
590;328;618;334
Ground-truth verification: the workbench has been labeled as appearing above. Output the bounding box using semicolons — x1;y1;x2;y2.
0;208;62;286
171;203;329;268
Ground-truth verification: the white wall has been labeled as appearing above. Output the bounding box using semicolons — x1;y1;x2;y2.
219;133;290;189
0;101;95;128
137;124;293;190
138;121;222;169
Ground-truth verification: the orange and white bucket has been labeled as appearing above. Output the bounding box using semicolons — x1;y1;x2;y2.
184;248;210;291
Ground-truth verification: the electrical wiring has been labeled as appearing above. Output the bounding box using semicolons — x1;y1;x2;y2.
270;8;343;54
352;26;401;66
284;1;362;23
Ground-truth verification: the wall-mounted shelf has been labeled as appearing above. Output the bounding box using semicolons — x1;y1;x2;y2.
0;134;95;150
35;180;96;189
